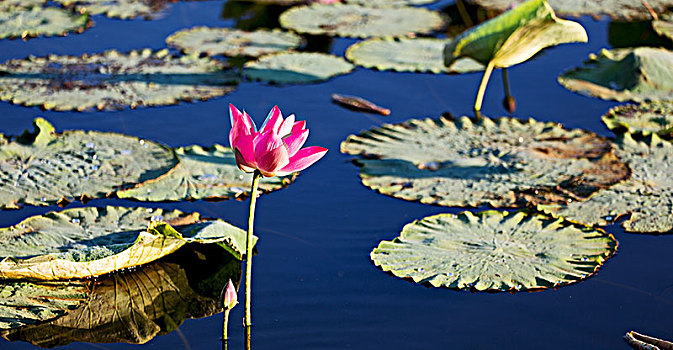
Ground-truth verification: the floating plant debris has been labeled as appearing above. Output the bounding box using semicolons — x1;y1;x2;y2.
624;331;673;350
331;93;391;115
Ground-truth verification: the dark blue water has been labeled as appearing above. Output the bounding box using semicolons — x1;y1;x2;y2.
1;1;672;349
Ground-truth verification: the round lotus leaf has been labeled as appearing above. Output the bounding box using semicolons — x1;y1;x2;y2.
558;47;673;103
0;206;251;280
466;0;673;20
279;4;445;38
166;27;303;58
544;133;673;233
0;48;237;111
116;144;297;202
653;13;673;41
0;118;178;209
371;209;617;291
53;0;189;19
0;0;47;9
345;0;438;6
244;52;354;84
345;37;484;74
0;281;86;330
0;7;89;40
602;102;673;138
341;115;629;207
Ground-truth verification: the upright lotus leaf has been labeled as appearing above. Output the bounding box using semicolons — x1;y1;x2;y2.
0;7;89;40
53;0;194;20
0;118;178;209
559;47;673;103
344;0;438;6
467;0;673;20
166;27;303;58
0;281;87;330
345;37;484;74
0;48;237;111
602;102;673;139
279;4;445;38
244;52;354;84
444;0;587;111
341;115;629;208
653;13;673;41
371;209;617;291
0;206;251;280
545;133;673;233
117;144;296;202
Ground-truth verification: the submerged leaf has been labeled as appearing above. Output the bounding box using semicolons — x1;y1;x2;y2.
0;7;89;40
444;0;587;68
0;48;237;111
602;102;673;139
0;206;251;280
279;3;445;38
558;47;673;102
244;52;354;84
0;118;177;209
341;115;629;208
467;0;673;20
116;144;297;201
166;27;303;57
371;209;617;291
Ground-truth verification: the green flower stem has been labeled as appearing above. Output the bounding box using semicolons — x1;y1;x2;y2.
244;170;262;327
245;325;252;350
474;60;495;112
222;308;231;341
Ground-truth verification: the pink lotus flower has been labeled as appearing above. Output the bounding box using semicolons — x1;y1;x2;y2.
222;279;238;310
229;104;327;177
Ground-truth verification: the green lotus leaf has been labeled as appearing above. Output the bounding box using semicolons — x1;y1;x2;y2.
244;52;354;84
166;27;303;58
653;13;673;41
0;281;87;330
0;48;237;111
341;115;629;207
1;247;241;345
0;118;178;209
543;133;673;233
0;7;89;40
117;144;296;202
0;206;251;280
444;0;587;69
558;47;673;103
345;37;484;74
467;0;673;20
53;0;193;20
0;0;47;9
602;102;673;138
344;0;438;7
279;3;445;38
371;209;617;291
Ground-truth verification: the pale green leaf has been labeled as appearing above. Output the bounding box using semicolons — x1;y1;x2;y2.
244;52;354;84
166;27;303;57
53;0;194;19
0;282;86;330
0;7;89;40
468;0;673;20
602;101;673;138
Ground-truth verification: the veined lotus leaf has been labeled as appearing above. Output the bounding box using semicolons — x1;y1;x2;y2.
344;0;438;7
0;281;87;330
602;102;673;138
244;52;354;84
53;0;192;20
1;248;241;346
340;115;629;207
116;144;296;202
166;27;303;58
279;4;445;38
0;206;252;280
371;209;617;291
444;0;587;69
0;118;178;209
653;13;673;41
558;47;673;103
544;133;673;233
345;37;484;74
0;48;238;111
467;0;673;20
0;7;89;40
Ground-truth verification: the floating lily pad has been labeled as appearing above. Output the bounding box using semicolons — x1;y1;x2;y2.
244;52;354;84
544;133;673;233
117;144;297;202
0;7;89;40
371;209;617;291
53;0;194;20
0;281;86;330
602;102;673;138
345;37;484;74
0;206;251;280
166;27;303;57
653;13;673;41
467;0;673;20
0;48;237;111
2;247;241;345
279;3;445;38
345;0;438;6
558;47;673;102
0;0;47;9
0;118;178;209
341;115;629;207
